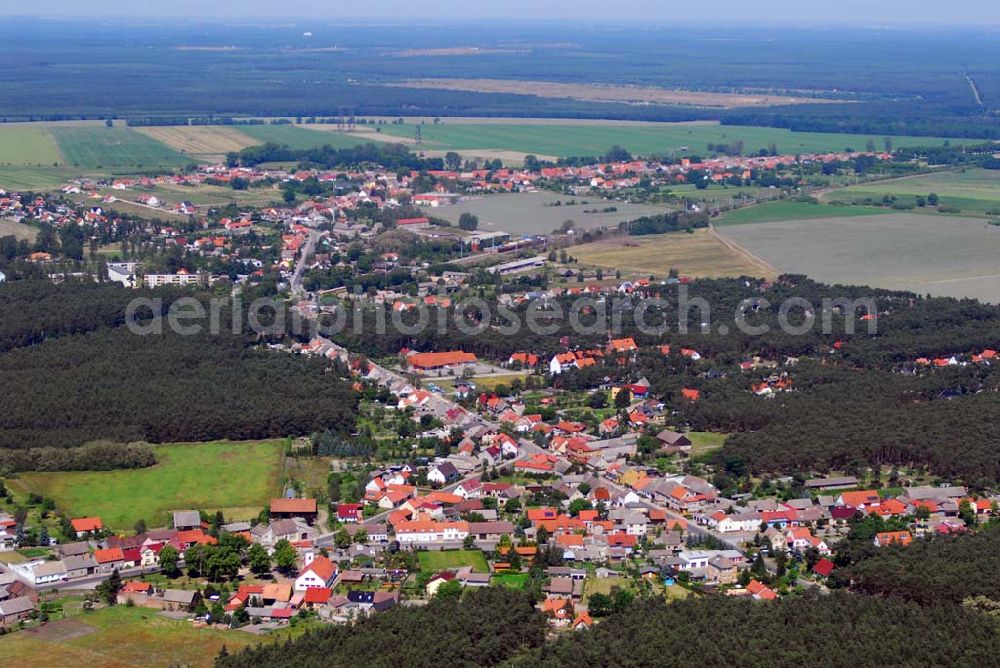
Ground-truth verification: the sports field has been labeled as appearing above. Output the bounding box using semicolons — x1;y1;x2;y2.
824;169;1000;217
0;125;62;166
417;550;490;573
50;127;193;171
376;121;968;159
0;605;277;668
719;212;1000;303
572;228;776;279
15;440;284;529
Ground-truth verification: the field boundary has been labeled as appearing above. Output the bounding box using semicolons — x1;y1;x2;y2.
708;223;780;276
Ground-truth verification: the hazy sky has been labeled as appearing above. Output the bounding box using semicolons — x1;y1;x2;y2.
5;0;1000;25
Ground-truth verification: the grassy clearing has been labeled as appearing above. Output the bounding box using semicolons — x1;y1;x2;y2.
492;573;530;589
51;127;193;171
15;440;284;529
376;122;968;159
583;576;635;601
716;200;887;225
0;605;276;667
0;219;38;242
572;228;774;279
0;126;63;166
417;550;489;573
687;431;728;458
134;126;258;158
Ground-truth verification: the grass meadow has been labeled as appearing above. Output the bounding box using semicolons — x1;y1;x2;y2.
0;605;290;667
15;440;284;529
824;169;1000;217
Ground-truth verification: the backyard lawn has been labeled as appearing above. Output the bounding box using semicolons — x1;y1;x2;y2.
417;549;490;573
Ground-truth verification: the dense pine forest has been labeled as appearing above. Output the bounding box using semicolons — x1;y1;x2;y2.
833;523;1000;606
216;588;547;668
216;589;1000;668
514;595;998;667
0;281;357;460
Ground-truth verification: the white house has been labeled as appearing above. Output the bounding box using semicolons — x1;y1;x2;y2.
293;555;337;591
395;520;469;544
676;550;711;571
427;462;460;486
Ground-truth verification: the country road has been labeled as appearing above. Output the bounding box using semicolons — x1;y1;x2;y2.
290;230;321;297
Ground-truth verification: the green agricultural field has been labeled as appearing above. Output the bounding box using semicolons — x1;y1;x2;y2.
417;549;490;573
0;605;294;667
50;126;193;171
376;121;968;159
238;124;382;151
824;169;1000;217
0;125;63;166
16;440;284;529
0;166;84;191
716;199;887;225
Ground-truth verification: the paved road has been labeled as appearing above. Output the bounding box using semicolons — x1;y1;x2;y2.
290;230;321;297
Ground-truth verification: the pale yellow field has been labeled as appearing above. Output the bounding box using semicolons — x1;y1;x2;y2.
134;126;257;158
572;228;776;279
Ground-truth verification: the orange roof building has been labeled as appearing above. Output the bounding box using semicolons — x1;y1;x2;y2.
407;351;477;370
71;517;103;534
270;498;318;516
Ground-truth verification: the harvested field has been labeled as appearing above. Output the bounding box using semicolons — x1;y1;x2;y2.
0;219;38;242
389;78;841;108
718;213;1000;303
134;126;257;158
572;228;777;279
432;191;668;236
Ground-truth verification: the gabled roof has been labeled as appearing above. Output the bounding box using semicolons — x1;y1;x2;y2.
94;547;124;564
812;558;836;577
301;556;336;582
270;498;317;514
71;517;103;533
